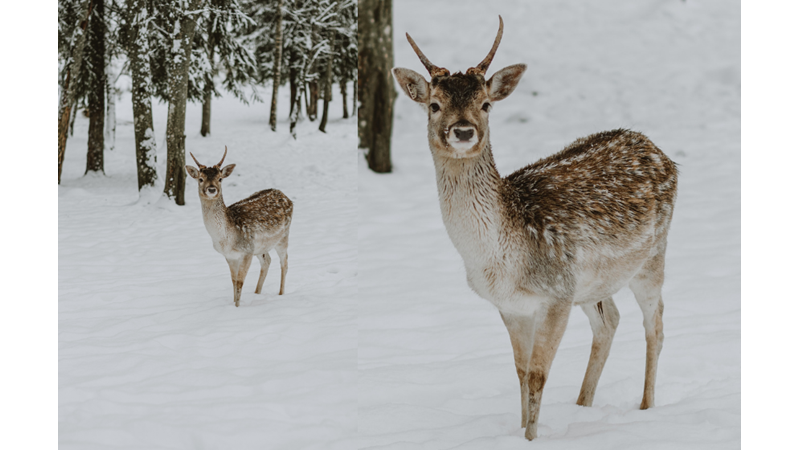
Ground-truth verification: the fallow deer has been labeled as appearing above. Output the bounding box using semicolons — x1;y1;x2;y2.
392;17;678;440
185;148;293;307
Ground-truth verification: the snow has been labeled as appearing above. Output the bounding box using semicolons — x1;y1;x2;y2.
47;1;800;448
358;0;740;448
59;86;357;448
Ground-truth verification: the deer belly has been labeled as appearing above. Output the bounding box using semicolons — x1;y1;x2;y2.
572;248;652;305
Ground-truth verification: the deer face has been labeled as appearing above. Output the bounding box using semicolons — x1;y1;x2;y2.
429;73;491;158
185;148;235;200
393;17;527;159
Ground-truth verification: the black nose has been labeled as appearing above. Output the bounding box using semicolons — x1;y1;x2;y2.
454;128;474;141
207;187;217;194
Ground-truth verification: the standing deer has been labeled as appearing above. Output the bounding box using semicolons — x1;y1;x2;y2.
185;147;293;307
392;17;677;440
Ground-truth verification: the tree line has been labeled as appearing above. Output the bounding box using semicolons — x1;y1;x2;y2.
58;0;357;205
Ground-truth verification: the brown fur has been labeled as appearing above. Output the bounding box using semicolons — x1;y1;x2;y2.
186;151;293;307
228;189;294;242
394;17;677;441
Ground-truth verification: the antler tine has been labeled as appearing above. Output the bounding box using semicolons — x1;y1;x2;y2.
406;33;450;78
215;146;228;168
189;152;205;169
467;16;504;76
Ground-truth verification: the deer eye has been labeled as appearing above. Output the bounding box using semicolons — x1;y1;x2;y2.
482;102;491;112
199;178;204;182
430;103;440;113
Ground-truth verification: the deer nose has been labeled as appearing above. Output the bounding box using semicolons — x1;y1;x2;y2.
453;127;474;141
207;187;217;195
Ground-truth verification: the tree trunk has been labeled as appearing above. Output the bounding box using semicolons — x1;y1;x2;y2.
340;77;348;119
289;76;303;139
289;61;297;119
201;10;217;137
163;0;201;205
70;99;78;137
105;68;116;152
318;31;334;133
269;0;283;132
58;0;94;184
303;81;310;118
85;0;106;174
352;78;357;121
304;21;318;122
308;81;319;120
126;0;157;190
358;0;396;173
201;88;212;136
291;29;322;139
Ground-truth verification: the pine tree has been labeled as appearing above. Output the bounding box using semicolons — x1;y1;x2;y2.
358;0;395;173
154;0;258;204
198;0;260;137
159;0;203;205
84;0;106;174
331;0;356;119
244;0;353;137
58;0;94;183
268;0;284;131
318;28;334;132
119;0;158;190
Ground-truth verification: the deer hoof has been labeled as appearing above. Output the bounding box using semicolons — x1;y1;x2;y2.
524;422;537;440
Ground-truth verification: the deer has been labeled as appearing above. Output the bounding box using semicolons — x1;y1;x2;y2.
185;147;293;307
392;16;678;440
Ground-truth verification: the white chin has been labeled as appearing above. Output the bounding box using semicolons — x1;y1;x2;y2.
448;139;478;156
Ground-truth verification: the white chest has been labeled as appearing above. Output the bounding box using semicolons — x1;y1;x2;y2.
440;196;542;314
202;209;236;256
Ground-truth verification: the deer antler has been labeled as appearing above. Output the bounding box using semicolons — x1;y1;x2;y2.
466;16;504;76
189;152;205;169
215;146;228;168
406;33;450;78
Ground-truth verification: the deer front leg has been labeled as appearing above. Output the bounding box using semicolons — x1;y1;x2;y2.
235;254;253;307
226;255;252;307
255;253;271;294
577;297;620;407
226;258;242;307
499;311;535;428
524;301;571;441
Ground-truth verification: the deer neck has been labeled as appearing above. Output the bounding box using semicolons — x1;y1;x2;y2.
432;142;508;262
199;194;231;245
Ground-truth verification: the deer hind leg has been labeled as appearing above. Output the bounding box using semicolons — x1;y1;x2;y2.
524;301;571;440
577;297;620;407
629;247;666;410
499;311;535;428
276;232;289;295
255;253;272;294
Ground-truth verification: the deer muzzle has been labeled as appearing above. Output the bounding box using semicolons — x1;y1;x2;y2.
446;121;480;155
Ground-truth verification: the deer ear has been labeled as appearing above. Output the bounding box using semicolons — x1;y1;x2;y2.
393;67;429;103
186;165;200;179
486;64;527;102
220;164;236;179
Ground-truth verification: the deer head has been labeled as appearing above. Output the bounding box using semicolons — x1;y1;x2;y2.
185;147;236;200
393;16;527;159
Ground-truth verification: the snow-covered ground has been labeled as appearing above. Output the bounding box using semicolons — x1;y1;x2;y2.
358;0;740;448
59;87;357;448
